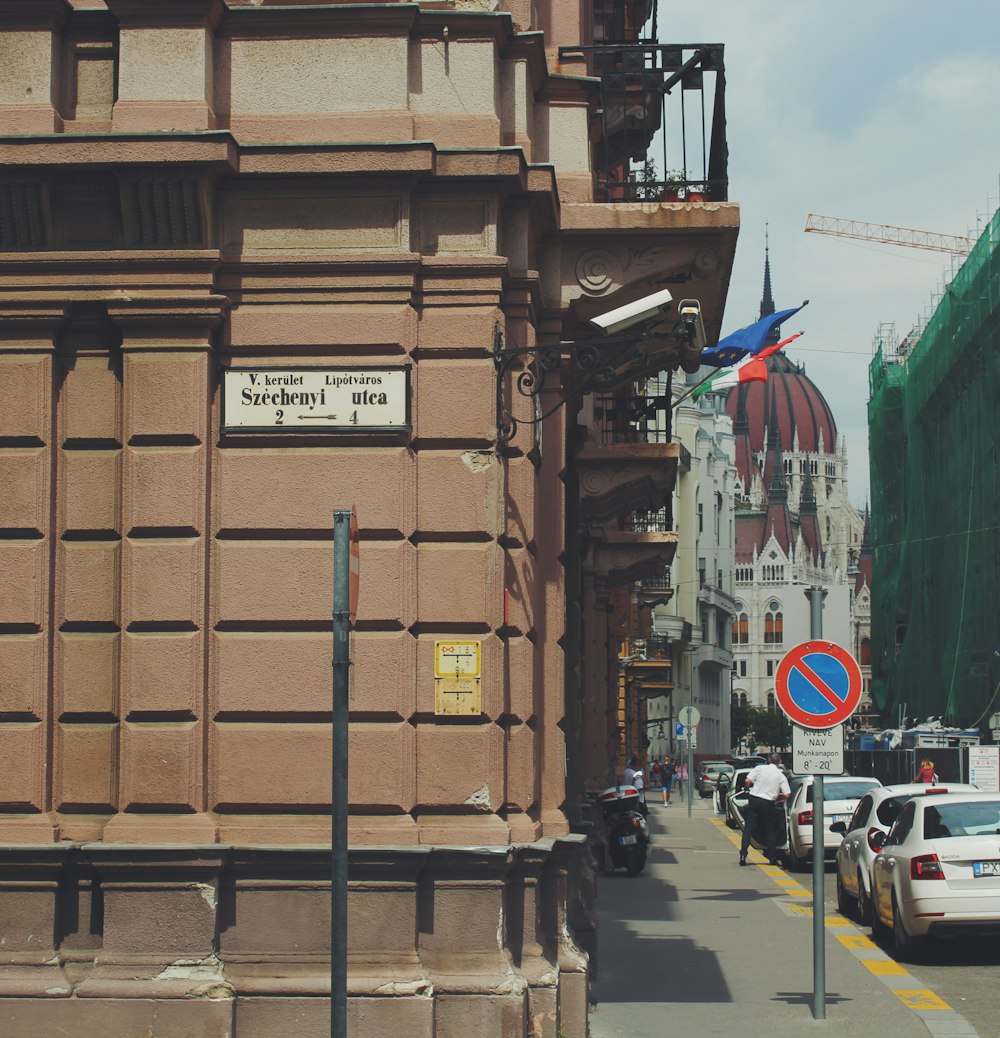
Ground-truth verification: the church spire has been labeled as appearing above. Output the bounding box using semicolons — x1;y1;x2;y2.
759;227;781;349
760;224;775;320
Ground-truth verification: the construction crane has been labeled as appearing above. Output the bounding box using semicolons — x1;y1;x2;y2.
804;214;974;256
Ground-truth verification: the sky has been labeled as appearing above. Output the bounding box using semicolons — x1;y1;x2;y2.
661;0;1000;506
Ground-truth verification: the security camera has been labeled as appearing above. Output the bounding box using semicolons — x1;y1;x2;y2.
589;288;673;336
677;298;706;352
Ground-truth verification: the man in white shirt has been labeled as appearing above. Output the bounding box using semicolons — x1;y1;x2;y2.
738;753;791;866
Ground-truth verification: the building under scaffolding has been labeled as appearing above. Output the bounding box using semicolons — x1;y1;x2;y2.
868;207;1000;731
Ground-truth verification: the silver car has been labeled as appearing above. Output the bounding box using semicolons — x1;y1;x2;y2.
834;781;978;924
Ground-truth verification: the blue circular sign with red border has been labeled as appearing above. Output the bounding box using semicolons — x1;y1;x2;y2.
775;641;862;729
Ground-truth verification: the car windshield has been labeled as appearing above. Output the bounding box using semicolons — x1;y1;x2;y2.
805;779;878;804
922;801;1000;839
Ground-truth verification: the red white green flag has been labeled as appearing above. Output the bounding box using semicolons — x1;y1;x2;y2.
691;332;803;399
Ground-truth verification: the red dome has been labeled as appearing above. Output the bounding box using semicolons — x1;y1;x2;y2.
725;352;838;455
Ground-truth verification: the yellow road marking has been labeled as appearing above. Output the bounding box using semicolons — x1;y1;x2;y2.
861;958;909;976
836;933;877;949
894;990;952;1011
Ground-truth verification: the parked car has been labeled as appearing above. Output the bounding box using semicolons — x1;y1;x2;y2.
834;781;979;924
783;775;882;870
696;762;735;798
871;792;1000;961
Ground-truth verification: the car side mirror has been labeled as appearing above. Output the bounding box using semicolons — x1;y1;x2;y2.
830;821;847;835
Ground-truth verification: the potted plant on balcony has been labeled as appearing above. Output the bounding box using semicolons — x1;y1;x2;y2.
661;170;688;201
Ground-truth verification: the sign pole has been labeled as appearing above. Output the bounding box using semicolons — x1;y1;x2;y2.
775;626;860;1025
687;730;693;818
806;586;827;1022
331;510;354;1038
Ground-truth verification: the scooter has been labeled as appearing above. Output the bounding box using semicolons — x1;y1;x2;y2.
599;785;650;876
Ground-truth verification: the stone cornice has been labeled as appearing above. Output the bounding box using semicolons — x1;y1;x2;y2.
218;2;420;38
106;0;226;28
0;0;72;30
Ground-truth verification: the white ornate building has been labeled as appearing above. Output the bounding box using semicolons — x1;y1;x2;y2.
724;256;871;726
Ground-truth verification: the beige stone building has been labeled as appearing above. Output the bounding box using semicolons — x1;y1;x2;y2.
0;1;737;1034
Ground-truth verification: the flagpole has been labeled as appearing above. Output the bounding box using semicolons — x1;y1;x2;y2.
673;369;720;407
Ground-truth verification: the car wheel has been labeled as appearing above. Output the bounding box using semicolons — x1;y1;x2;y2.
856;873;872;927
891;893;922;963
835;871;853;917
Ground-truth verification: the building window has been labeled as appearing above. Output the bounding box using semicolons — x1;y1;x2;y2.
767;691;777;712
732;611;749;644
860;637;871;667
766;659;775;677
764;607;783;644
739;659;747;677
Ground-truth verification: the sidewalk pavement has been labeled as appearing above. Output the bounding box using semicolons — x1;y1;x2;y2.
588;795;978;1038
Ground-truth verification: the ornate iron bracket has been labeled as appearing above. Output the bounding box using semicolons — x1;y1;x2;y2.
493;319;695;444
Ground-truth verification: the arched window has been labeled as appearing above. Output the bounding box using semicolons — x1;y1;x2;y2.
732;611;749;645
739;692;748;708
860;637;871;667
764;603;783;644
767;692;777;713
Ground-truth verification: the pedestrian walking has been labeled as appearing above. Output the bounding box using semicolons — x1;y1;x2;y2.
676;760;687;797
914;757;937;783
738;753;790;866
660;757;676;805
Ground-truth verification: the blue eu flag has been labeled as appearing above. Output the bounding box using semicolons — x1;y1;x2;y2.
700;304;806;368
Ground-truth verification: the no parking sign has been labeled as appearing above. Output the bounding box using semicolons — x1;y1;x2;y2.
775;641;862;730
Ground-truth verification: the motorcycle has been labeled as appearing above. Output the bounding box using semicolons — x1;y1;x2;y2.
599;784;650;876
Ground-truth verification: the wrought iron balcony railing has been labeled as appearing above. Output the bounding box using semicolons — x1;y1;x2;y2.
594;373;673;445
624;505;673;534
560;41;728;205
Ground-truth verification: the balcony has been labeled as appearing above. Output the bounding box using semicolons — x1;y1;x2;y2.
561;39;727;204
578;377;678;523
624;656;673;698
588;529;678;588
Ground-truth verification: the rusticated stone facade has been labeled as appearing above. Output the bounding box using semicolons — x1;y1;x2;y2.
0;1;738;1035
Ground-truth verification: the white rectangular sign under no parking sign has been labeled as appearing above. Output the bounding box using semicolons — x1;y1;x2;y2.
792;724;845;775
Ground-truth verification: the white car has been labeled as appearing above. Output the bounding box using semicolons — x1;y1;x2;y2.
783;775;881;870
871;791;1000;961
833;781;978;924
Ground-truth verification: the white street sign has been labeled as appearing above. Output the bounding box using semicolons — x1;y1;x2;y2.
678;705;701;728
223;367;410;432
792;724;845;775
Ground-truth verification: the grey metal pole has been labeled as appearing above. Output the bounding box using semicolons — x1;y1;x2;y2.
331;510;352;1038
687;733;693;817
807;585;827;1021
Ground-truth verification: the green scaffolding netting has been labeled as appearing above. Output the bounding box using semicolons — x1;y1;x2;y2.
868;207;1000;729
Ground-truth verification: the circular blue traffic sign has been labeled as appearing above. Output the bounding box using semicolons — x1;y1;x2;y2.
775;641;862;729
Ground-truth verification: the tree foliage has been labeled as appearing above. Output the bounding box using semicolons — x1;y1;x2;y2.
731;703;792;752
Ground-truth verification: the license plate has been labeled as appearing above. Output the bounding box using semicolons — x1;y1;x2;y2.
831;814;851;825
973;860;1000;877
618;834;637;846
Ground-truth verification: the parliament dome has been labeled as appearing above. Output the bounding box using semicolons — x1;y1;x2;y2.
725;351;838;455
